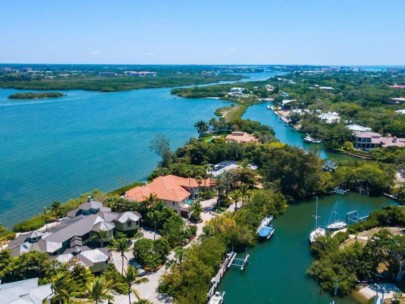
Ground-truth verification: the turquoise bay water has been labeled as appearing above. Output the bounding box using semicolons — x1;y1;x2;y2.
244;103;328;158
0;88;229;227
0;71;277;227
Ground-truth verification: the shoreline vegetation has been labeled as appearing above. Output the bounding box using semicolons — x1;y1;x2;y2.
8;92;64;100
1;67;405;303
0;74;244;92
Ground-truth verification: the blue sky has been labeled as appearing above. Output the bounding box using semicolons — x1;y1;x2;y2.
1;0;404;65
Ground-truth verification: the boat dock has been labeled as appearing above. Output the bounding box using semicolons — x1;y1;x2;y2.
207;251;250;299
332;187;350;195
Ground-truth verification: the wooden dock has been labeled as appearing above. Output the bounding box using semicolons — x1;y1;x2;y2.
207;251;249;299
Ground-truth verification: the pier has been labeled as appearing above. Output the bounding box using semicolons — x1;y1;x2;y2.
207;251;250;299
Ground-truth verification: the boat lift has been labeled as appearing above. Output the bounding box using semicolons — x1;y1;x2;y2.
227;250;250;271
346;210;369;225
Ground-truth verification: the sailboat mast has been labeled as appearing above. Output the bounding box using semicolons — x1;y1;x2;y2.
315;196;318;229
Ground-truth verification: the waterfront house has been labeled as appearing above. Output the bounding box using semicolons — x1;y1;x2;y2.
0;277;52;304
388;97;405;104
346;124;372;133
389;84;405;89
56;246;111;273
354;132;384;149
8;199;141;260
354;132;405;149
319;86;334;91
318;111;340;124
208;161;239;177
225;131;259;144
125;175;214;218
229;87;244;95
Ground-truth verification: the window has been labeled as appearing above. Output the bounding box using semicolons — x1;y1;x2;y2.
127;221;132;227
173;202;175;206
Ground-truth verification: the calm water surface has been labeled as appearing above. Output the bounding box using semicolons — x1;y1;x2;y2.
216;103;396;303
220;193;395;304
0;87;229;226
0;72;277;227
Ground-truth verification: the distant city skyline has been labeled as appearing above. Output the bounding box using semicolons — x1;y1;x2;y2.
1;0;404;65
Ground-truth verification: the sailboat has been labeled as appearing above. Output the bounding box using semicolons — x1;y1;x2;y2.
326;202;347;231
309;197;326;243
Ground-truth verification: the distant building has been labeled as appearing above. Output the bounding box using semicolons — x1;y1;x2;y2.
319;86;334;91
395;109;405;115
346;124;372;133
229;87;244;95
124;71;157;77
98;72;117;77
354;132;382;149
0;277;52;304
389;97;405;104
208;161;239;177
318;112;340;124
125;175;214;218
389;84;405;89
225;131;259;144
354;132;405;149
265;84;275;92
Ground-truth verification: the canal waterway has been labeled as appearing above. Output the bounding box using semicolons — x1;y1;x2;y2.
215;102;396;303
219;193;395;304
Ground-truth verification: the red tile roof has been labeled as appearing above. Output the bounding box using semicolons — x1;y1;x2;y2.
125;175;213;203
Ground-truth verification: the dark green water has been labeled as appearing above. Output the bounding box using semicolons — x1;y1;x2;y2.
217;103;397;303
220;193;395;304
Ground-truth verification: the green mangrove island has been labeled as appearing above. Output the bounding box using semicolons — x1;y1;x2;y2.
8;92;65;100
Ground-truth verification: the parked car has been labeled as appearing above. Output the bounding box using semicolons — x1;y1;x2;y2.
128;259;146;276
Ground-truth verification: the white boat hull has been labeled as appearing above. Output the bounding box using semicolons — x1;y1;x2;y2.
327;221;347;231
309;227;326;243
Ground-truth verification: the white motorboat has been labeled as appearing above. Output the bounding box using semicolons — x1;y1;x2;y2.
327;221;347;231
326;202;347;231
209;291;225;304
304;134;322;144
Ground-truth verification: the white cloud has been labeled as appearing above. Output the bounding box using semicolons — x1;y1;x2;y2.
270;52;281;57
92;50;101;55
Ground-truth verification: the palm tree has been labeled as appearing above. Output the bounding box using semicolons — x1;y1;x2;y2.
229;190;241;210
174;247;186;273
144;193;158;208
51;273;72;304
112;237;130;275
81;277;114;304
239;184;251;207
51;201;62;219
43;206;51;231
147;210;162;241
92;230;110;248
122;266;149;304
190;200;203;222
196;175;203;199
215;175;226;208
194;120;209;137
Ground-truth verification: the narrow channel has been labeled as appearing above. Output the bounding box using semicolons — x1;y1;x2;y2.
216;102;396;303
